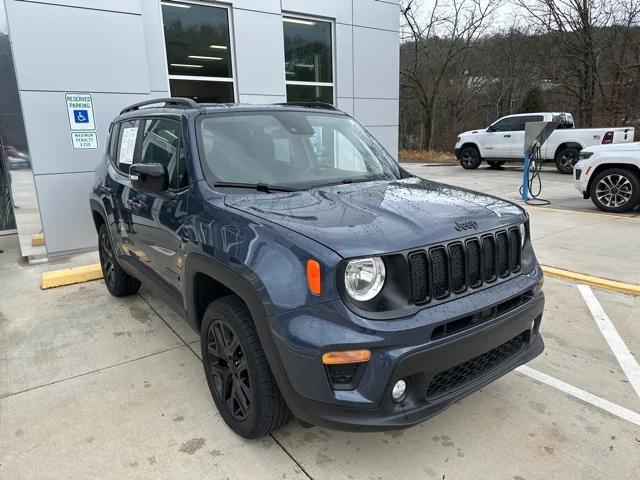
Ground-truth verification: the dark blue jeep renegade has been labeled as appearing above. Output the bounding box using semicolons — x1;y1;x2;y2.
90;98;544;438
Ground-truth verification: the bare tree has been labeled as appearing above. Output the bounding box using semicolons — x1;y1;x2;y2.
400;0;502;150
513;0;636;127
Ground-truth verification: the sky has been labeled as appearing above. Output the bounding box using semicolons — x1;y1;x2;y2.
413;0;523;31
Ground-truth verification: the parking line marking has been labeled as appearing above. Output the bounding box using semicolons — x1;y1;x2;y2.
577;284;640;399
516;366;640;427
542;265;640;297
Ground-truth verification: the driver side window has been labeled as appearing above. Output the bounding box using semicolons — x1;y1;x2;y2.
491;117;517;132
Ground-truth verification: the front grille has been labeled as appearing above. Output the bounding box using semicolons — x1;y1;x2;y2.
496;231;509;277
426;332;526;398
430;247;449;299
408;229;522;306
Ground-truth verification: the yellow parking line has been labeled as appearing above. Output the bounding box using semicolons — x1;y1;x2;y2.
41;264;103;289
542;265;640;296
523;204;640;220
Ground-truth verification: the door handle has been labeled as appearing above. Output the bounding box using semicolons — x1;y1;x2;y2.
504;134;511;138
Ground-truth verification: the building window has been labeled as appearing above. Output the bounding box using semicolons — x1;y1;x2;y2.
161;0;235;103
283;16;334;104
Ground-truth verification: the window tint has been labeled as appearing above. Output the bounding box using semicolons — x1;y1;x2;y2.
161;1;235;102
116;120;140;172
491;117;518;132
512;115;544;131
169;79;234;103
283;16;334;104
108;123;120;160
139;118;188;190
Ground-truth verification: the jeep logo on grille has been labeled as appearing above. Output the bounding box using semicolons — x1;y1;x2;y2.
454;221;478;232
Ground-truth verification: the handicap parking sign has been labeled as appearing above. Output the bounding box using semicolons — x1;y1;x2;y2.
74;109;89;123
65;93;95;130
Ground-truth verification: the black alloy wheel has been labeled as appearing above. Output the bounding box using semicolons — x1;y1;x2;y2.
97;224;140;296
459;146;481;170
555;147;580;174
206;319;252;421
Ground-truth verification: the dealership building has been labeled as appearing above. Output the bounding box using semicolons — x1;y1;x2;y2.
0;0;400;260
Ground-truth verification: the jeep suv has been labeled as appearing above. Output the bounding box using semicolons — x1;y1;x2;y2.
90;98;545;438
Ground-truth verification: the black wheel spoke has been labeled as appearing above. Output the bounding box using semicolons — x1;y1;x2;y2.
204;318;253;422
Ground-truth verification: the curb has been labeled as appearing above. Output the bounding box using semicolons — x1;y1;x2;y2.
41;264;103;289
542;265;640;296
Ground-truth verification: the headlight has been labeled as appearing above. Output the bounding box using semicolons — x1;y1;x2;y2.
456;136;461;143
344;257;386;301
580;151;594;159
519;223;527;249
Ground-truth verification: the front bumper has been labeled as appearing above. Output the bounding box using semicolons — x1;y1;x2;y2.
267;267;545;431
454;147;461;159
573;161;591;198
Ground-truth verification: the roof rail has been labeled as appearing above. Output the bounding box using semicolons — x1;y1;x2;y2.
273;102;337;111
120;97;198;114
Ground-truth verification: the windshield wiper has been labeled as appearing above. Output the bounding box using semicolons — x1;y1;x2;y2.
213;182;298;193
310;174;393;189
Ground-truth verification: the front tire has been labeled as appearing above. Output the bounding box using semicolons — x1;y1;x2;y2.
459;146;481;170
555;147;580;174
589;168;640;213
201;295;291;438
98;224;140;297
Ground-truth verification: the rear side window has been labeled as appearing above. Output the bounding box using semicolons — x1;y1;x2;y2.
513;115;544;131
108;123;120;160
116;120;140;172
139;118;189;190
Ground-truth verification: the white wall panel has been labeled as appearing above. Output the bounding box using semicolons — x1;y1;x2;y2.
337;97;354;116
354;98;399;126
353;26;399;99
141;0;170;93
366;125;399;159
6;1;149;93
35;172;97;254
239;93;287;104
229;0;281;14
281;0;352;24
15;0;141;14
233;9;286;96
354;0;400;31
335;23;354;98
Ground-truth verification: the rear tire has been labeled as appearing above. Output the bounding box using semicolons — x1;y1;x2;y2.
555;147;580;174
459;146;481;170
98;224;140;297
589;168;640;213
487;160;506;169
201;295;291;438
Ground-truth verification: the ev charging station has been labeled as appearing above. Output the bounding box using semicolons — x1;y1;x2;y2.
520;121;560;205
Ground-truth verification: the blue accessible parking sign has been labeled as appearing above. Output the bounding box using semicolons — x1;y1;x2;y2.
74;109;89;123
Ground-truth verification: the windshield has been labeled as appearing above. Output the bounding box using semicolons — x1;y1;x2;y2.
197;111;401;189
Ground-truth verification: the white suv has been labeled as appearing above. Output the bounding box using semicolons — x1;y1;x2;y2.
574;143;640;213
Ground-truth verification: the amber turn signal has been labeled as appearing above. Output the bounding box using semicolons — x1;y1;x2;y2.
322;349;371;365
306;259;321;296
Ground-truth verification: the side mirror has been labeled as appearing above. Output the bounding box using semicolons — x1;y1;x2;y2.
130;163;168;194
487;125;496;133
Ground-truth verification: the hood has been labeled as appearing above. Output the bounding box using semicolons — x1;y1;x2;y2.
224;177;526;258
460;128;487;137
583;142;640;154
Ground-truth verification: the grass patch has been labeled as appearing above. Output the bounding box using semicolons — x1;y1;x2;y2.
399;150;457;163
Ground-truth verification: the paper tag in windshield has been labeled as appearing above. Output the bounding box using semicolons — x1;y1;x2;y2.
119;127;138;165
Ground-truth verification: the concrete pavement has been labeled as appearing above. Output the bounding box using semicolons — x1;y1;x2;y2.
2;230;640;479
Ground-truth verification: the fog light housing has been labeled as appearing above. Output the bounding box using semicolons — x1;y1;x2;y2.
391;379;407;402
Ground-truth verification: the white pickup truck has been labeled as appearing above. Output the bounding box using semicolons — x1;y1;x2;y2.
573;143;640;213
454;112;634;174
